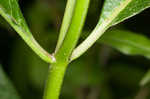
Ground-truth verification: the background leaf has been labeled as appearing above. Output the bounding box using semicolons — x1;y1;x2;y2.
0;0;54;63
140;70;150;86
0;64;20;99
100;29;150;59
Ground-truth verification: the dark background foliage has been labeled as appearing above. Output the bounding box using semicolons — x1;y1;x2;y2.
0;0;150;99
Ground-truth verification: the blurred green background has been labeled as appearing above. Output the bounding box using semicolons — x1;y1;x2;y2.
0;0;150;99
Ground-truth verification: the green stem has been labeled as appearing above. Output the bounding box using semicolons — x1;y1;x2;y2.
43;62;68;99
70;23;110;61
55;0;76;52
55;0;90;62
43;0;90;99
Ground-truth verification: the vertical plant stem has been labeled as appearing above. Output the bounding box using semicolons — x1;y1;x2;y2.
55;0;90;62
43;0;90;99
43;62;68;99
55;0;76;52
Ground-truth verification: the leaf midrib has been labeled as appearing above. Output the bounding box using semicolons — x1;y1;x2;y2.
71;0;133;61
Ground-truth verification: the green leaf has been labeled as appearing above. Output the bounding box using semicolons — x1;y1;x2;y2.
100;29;150;59
0;0;55;63
0;65;20;99
140;70;150;86
99;0;150;26
71;0;150;61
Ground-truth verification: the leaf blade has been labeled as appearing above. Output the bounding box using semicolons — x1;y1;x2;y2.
0;0;55;63
112;0;150;25
140;70;150;86
71;0;150;61
100;29;150;59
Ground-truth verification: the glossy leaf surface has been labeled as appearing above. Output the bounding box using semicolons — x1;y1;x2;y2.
71;0;150;60
100;29;150;59
99;0;150;26
0;0;54;63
